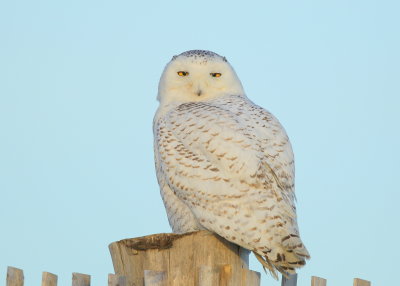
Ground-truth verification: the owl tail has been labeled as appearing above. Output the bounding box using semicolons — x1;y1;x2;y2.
253;251;280;280
253;235;310;280
253;250;306;280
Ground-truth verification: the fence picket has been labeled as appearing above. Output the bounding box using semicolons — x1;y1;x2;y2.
354;278;371;286
42;272;57;286
311;276;327;286
3;266;373;285
6;267;24;286
72;273;90;286
282;274;297;286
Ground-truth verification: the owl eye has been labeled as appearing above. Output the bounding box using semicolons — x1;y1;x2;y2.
177;71;189;77
210;73;222;78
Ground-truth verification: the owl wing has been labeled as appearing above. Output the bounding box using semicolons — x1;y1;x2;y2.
155;98;295;213
154;97;308;275
237;97;296;197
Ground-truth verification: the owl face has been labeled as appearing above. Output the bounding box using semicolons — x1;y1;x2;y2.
157;50;245;104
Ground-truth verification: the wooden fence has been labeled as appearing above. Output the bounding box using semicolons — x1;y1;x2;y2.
4;231;371;285
5;266;371;286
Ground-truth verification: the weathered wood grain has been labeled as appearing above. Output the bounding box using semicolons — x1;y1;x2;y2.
6;267;24;286
311;276;326;286
242;269;260;286
72;273;90;286
42;272;57;286
144;270;167;286
219;265;232;286
108;274;126;286
354;278;371;286
109;230;258;286
198;265;219;286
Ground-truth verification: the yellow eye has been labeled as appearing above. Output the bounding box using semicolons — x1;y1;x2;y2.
177;71;189;76
210;73;222;78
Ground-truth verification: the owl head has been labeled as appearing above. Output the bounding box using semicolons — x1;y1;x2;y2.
157;50;245;103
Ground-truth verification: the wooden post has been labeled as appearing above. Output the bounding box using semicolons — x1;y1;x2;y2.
198;265;219;285
109;230;260;286
241;269;260;286
354;278;371;286
281;274;297;286
6;267;24;286
72;273;90;286
311;276;326;286
42;272;58;286
108;274;127;286
144;270;167;286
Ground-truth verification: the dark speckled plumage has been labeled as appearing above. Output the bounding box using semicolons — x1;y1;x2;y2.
172;50;227;62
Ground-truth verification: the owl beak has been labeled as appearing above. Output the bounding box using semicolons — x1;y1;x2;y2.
196;89;203;96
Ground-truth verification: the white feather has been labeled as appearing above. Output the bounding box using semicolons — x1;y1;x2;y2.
153;50;310;276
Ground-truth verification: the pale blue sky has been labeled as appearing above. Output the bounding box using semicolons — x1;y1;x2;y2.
1;1;399;285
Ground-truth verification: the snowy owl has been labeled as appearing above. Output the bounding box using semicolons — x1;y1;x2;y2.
153;50;310;278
